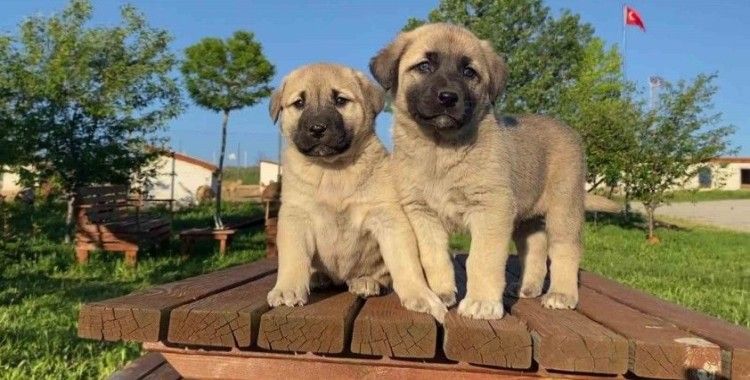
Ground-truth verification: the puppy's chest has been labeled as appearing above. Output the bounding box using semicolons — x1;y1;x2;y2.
420;173;474;229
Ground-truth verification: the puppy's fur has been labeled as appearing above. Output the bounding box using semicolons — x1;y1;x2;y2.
266;63;446;322
371;23;589;319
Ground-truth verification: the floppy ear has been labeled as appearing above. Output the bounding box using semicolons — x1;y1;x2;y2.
354;71;385;118
369;31;412;93
480;40;508;102
269;81;286;124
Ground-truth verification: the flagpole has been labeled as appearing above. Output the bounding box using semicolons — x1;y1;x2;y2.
621;4;627;79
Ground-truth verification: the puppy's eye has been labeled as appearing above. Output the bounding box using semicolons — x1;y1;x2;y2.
334;96;349;107
417;61;432;74
292;99;305;109
462;67;477;79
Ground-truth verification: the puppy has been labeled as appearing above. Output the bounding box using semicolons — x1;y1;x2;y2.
266;63;447;322
371;23;597;319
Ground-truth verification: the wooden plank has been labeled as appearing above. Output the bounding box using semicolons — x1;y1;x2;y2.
257;291;360;354
167;275;276;348
140;361;181;380
577;286;722;379
78;258;277;342
443;253;533;369
109;352;166;380
350;292;437;359
147;342;556;380
443;310;532;369
580;271;750;379
503;256;629;375
77;185;128;197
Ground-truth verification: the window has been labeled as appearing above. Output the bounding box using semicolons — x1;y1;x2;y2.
698;167;712;189
741;169;750;188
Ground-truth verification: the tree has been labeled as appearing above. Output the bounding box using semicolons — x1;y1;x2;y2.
623;74;736;241
405;0;594;115
5;0;183;242
556;38;640;192
181;31;275;229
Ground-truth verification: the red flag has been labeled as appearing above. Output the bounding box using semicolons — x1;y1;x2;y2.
624;5;646;32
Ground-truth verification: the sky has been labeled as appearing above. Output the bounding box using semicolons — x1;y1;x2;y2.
2;0;749;164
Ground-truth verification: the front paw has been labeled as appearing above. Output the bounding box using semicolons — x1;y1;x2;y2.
505;281;543;299
457;297;505;320
541;291;578;309
399;288;448;324
347;277;381;297
267;285;309;307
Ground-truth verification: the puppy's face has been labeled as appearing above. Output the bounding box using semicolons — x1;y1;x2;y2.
370;23;507;137
269;64;384;161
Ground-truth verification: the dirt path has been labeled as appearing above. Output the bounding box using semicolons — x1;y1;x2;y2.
633;200;750;232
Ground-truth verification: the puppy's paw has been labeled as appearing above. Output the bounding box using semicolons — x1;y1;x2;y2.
267;286;309;307
540;291;578;309
505;281;543;299
457;298;505;320
347;277;381;298
399;288;448;324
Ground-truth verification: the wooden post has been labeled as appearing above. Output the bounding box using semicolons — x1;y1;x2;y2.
75;248;89;263
125;250;138;266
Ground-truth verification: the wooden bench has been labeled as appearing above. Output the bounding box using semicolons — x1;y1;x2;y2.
178;216;264;256
78;254;750;379
75;185;170;266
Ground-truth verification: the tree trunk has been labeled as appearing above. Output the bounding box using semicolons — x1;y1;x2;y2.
65;194;75;244
646;206;655;239
214;110;230;230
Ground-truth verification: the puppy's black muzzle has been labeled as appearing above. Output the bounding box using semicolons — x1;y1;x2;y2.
407;78;474;132
292;106;351;157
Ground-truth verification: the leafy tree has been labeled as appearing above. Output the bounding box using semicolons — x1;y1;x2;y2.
623;74;736;241
181;31;275;229
556;38;640;192
405;0;594;115
5;0;183;241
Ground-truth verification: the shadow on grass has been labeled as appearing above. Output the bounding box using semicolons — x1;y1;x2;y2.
586;211;688;232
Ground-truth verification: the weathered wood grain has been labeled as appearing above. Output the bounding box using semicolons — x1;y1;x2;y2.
350;292;437;358
78;258;277;342
167;274;276;348
504;256;629;375
257;291;360;354
140;360;181;380
580;271;749;379
109;352;167;380
443;253;533;369
577;286;722;379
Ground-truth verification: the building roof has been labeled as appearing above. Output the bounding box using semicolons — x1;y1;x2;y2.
710;157;750;164
172;152;219;172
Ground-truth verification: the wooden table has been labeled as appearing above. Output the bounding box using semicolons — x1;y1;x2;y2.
79;254;750;379
178;217;265;256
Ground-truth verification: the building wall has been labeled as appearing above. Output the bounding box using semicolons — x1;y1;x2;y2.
144;155;217;206
259;161;281;187
683;162;750;190
0;171;23;198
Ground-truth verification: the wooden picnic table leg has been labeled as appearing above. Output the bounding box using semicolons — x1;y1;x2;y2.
125;249;138;266
75;248;90;264
218;236;227;256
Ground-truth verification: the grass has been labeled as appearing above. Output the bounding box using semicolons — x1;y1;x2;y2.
222;166;260;185
0;201;265;380
451;213;749;327
666;189;750;203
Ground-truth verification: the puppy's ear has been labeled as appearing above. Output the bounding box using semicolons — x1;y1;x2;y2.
480;40;508;102
369;31;412;92
269;80;286;124
354;71;385;118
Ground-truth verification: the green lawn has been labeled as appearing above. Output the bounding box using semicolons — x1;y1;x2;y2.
1;204;748;379
667;189;750;202
0;201;265;380
222;166;260;185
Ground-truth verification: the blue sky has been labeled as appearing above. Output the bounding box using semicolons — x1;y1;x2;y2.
3;0;748;163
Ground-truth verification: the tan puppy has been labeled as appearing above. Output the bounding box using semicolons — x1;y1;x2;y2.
266;63;447;322
371;23;593;319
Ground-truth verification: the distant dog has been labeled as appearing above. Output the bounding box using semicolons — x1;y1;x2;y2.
266;63;446;322
371;23;616;319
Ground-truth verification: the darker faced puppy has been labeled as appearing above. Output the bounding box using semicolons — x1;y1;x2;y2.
291;91;352;157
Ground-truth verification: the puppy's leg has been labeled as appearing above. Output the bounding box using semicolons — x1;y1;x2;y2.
509;218;547;299
347;276;382;297
402;204;456;307
541;198;583;309
459;199;515;320
366;206;448;322
267;206;315;307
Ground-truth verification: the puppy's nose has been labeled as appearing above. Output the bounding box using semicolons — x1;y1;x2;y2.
308;124;327;138
438;91;459;107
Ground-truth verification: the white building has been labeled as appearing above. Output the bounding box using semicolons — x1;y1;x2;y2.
683;157;750;190
259;160;281;187
142;152;218;206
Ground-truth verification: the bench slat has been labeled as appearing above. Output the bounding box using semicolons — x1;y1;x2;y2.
579;271;750;379
257;290;360;354
140;361;181;380
350;292;437;359
504;257;629;375
109;352;167;380
577;286;722;379
77;185;129;197
167;275;276;348
78;258;277;342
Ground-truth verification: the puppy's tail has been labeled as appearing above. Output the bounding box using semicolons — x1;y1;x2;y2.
584;194;622;213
